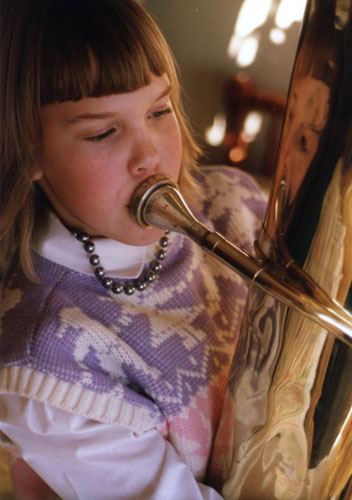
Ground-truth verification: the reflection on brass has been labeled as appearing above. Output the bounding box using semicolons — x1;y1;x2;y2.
131;0;352;497
213;0;352;497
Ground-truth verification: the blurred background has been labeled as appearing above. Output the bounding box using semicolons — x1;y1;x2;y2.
143;0;307;192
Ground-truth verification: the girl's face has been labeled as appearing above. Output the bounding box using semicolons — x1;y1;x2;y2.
36;74;183;245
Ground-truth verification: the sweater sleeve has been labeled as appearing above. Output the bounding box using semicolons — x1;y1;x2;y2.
0;394;223;500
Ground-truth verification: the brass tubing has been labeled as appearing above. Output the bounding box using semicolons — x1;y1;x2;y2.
130;174;352;347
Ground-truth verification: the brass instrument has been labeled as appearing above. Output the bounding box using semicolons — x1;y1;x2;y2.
130;175;352;347
130;0;352;497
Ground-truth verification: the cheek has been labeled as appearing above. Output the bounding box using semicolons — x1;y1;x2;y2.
162;122;183;172
43;141;109;187
41;153;108;211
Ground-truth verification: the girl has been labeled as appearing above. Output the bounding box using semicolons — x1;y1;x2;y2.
0;1;267;498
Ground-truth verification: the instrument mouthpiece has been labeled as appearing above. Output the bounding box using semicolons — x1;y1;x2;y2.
129;174;206;237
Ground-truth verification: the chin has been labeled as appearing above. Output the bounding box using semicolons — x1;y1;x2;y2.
119;226;166;246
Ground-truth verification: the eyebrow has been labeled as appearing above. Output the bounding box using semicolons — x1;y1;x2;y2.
66;85;172;124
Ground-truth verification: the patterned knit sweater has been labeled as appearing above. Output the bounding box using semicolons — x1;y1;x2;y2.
0;166;266;481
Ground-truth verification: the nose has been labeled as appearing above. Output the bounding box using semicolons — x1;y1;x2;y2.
128;128;160;177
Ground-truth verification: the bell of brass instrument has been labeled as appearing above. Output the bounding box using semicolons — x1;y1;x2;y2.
130;0;352;497
210;0;352;498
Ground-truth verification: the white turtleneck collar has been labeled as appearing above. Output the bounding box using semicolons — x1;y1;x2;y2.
34;212;156;279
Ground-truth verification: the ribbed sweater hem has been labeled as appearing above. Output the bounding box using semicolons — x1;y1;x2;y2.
0;365;157;435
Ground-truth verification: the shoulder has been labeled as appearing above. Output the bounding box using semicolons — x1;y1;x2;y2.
193;164;265;196
190;165;267;252
192;165;267;222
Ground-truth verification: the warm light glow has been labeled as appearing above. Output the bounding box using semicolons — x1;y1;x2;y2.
227;0;272;60
269;27;286;45
228;0;306;66
234;0;272;38
236;35;259;67
229;146;247;163
241;111;263;142
227;34;242;59
205;113;226;146
275;0;306;29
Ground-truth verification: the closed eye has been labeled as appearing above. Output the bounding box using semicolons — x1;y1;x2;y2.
151;107;172;119
85;128;115;142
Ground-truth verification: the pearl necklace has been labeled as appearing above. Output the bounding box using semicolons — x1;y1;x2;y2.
73;230;169;295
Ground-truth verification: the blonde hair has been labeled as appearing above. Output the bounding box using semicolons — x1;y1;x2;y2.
1;0;200;282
